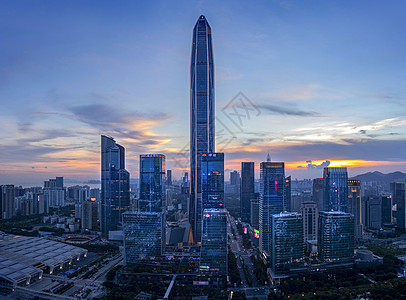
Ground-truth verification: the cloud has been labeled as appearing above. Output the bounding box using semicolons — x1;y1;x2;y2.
256;104;320;117
288;118;406;143
223;138;406;164
68;103;170;130
297;160;330;169
262;83;324;102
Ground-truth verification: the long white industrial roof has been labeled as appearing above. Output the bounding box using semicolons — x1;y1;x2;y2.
0;235;87;269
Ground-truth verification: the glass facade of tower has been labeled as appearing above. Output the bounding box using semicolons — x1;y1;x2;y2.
101;135;130;235
312;178;325;212
270;212;304;275
123;211;163;265
200;208;228;277
366;196;382;229
348;180;363;238
190;15;215;243
391;183;406;232
139;154;165;213
318;211;354;261
259;161;285;256
201;153;224;210
241;162;255;223
284;176;291;212
323;167;348;212
381;195;393;226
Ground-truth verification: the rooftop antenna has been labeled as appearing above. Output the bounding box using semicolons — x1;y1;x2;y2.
266;153;271;162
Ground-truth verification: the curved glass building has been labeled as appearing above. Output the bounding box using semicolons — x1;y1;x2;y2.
190;15;215;243
101;135;130;235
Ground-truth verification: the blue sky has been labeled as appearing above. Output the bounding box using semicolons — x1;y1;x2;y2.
1;0;406;186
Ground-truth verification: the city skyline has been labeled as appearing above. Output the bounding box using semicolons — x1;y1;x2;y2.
1;0;406;186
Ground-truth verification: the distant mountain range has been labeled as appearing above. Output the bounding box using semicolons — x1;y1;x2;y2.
351;171;406;183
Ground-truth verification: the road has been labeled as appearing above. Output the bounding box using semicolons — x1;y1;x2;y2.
228;214;270;299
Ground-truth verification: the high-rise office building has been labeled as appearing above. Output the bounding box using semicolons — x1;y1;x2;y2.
301;201;318;242
312;178;324;212
81;199;99;231
191;152;225;243
201;153;224;210
391;183;406;233
366;196;382;229
348;180;363;238
241;162;255;223
270;212;304;275
381;195;393;226
250;199;259;229
166;170;172;186
200;208;228;277
123;211;164;265
0;185;16;219
139;154;165;213
230;171;240;186
259;158;285;256
323;167;348;212
101;135;130;235
284;176;291;212
190;15;215;243
318;211;354;261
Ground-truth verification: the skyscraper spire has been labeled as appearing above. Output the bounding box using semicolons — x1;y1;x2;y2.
267;153;271;162
190;15;215;243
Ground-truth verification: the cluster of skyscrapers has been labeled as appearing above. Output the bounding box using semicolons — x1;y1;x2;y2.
98;14;406;283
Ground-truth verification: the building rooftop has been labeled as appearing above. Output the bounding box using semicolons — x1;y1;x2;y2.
0;235;87;270
0;254;43;286
272;212;301;218
321;211;351;216
0;233;87;289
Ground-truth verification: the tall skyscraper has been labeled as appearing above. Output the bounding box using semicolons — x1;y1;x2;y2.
250;199;259;229
230;171;240;185
284;176;291;212
259;157;285;256
0;185;16;219
381;195;393;226
318;211;354;261
241;162;255;223
139;154;165;212
190;15;215;243
312;178;324;212
348;180;363;238
200;208;228;277
270;212;304;275
301;201;318;242
201;153;224;210
101;135;130;235
366;196;382;229
391;183;406;232
323;167;349;212
166;170;172;186
81;198;99;231
190;152;225;243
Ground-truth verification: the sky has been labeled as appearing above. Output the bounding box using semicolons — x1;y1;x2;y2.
1;0;406;186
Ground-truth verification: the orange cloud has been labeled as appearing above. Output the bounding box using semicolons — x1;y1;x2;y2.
287;160;406;170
